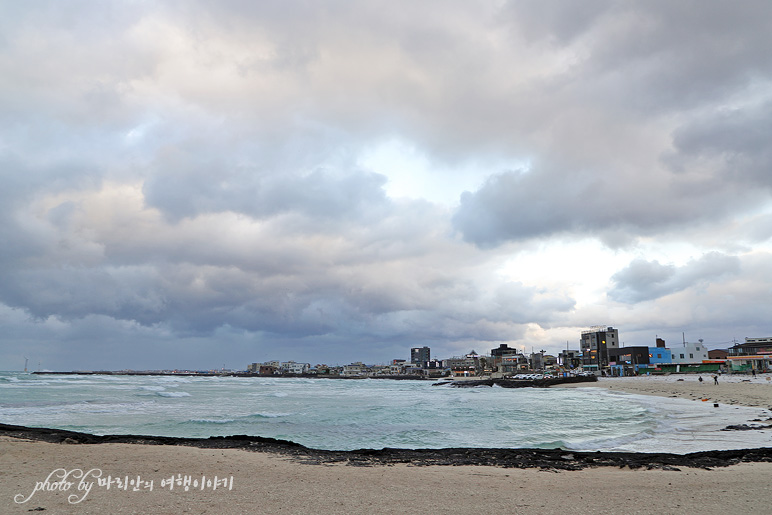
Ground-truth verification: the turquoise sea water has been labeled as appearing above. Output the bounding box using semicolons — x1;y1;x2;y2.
1;372;769;453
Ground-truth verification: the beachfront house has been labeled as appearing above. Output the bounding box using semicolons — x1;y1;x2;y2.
389;363;405;374
530;352;545;370
246;362;280;375
446;352;485;378
726;337;772;372
370;365;392;376
259;365;278;375
280;362;311;374
669;342;709;364
499;355;529;375
558;349;581;370
657;341;719;374
342;362;367;377
490;344;518;366
608;346;650;376
708;349;729;360
648;347;672;368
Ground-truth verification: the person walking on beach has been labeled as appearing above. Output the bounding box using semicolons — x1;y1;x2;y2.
713;374;718;385
698;375;703;383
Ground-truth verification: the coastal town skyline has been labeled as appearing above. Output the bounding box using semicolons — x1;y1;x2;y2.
2;2;772;371
16;332;769;378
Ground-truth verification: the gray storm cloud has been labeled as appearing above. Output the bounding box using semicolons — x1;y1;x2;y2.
609;253;742;304
1;1;771;369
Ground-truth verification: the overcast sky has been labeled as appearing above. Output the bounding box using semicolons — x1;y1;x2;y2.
2;1;771;371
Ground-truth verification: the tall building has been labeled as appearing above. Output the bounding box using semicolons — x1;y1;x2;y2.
490;344;518;364
580;326;619;372
411;346;430;364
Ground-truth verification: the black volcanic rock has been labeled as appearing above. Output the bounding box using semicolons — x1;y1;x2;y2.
438;376;598;388
2;422;771;471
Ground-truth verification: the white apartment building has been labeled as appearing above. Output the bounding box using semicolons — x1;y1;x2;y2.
280;361;310;374
342;362;367;376
669;342;709;364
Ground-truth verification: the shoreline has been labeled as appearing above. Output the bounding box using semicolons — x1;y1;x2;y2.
4;374;772;513
555;373;772;409
2;420;772;470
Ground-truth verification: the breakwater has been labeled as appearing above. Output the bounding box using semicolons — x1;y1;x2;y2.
435;375;597;388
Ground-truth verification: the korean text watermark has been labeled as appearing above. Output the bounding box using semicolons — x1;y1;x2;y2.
14;468;234;505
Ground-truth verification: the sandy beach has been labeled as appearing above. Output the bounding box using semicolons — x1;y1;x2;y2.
2;374;772;514
558;373;772;409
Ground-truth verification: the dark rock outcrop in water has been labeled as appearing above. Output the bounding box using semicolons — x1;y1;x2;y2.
722;423;772;431
2;422;771;471
435;375;598;388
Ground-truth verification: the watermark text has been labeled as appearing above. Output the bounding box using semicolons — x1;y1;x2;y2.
14;469;233;505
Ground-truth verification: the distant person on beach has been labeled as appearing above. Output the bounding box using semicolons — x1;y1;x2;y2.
752;369;756;378
713;375;718;385
698;376;703;383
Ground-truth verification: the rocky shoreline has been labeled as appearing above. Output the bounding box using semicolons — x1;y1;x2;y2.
3;422;771;471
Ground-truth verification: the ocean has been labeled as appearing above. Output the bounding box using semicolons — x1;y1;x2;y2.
1;371;768;454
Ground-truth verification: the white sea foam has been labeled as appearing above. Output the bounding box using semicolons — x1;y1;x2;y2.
188;418;236;424
579;389;772;453
246;412;293;419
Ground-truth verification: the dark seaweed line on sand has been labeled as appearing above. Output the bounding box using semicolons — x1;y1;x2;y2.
3;423;772;471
